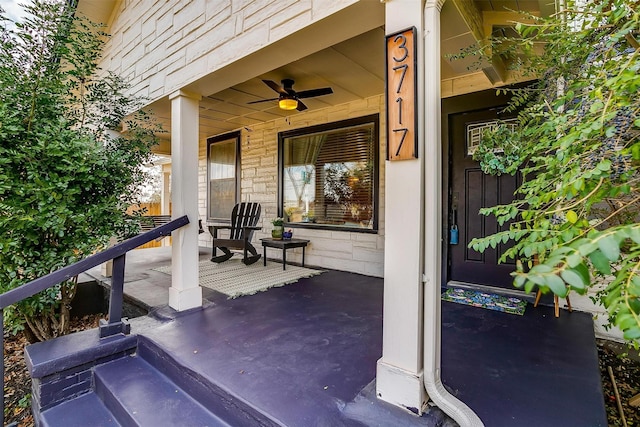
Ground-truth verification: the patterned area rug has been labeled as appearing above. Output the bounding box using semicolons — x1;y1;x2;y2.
442;288;527;315
154;258;323;298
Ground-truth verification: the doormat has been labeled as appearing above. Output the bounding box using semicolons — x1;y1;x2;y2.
442;288;527;315
153;258;323;298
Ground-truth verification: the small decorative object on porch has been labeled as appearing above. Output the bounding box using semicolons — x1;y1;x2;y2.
283;229;293;240
271;217;284;240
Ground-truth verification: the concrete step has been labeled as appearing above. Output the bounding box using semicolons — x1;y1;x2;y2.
135;336;281;427
36;335;280;426
39;392;122;427
94;354;230;427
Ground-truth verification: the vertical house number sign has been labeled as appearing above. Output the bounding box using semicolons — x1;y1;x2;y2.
386;27;418;161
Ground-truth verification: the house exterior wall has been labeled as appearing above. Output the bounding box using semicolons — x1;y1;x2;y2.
572;283;624;341
97;0;386;278
198;95;387;277
98;0;359;102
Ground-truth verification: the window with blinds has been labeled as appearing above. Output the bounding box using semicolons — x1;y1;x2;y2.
207;131;240;222
279;115;378;231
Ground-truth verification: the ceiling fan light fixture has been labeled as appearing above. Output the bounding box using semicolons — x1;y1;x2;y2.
247;79;330;111
278;97;298;110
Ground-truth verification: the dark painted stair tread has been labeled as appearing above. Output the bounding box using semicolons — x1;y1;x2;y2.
94;355;230;427
40;392;122;427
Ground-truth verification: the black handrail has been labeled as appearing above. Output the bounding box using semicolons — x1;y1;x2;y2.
0;215;190;425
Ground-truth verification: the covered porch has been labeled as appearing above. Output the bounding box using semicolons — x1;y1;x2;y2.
56;0;610;424
33;247;605;426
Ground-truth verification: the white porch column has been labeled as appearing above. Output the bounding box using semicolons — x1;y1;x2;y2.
161;164;171;247
161;164;171;215
376;0;428;414
168;90;202;311
422;1;483;425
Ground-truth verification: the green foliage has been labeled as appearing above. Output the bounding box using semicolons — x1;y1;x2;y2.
18;394;31;409
324;162;374;222
473;123;522;175
0;1;160;341
465;0;640;345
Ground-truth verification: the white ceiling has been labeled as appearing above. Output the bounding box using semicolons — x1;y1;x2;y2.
194;27;387;139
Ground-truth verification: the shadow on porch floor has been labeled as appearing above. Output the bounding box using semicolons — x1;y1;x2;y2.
84;247;605;426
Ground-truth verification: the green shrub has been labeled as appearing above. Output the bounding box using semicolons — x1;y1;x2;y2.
0;1;159;341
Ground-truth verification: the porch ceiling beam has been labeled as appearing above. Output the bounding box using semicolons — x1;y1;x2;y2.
450;0;485;42
450;0;509;83
482;11;541;36
482;10;542;84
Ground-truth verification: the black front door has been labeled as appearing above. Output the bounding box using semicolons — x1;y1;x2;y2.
448;108;519;289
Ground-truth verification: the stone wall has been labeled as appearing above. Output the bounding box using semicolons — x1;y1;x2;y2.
99;0;358;102
198;95;386;277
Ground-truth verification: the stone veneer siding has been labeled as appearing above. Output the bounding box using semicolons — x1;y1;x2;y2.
98;0;359;102
98;1;385;277
198;95;386;277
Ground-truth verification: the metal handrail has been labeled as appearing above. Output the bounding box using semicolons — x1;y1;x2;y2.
0;215;190;424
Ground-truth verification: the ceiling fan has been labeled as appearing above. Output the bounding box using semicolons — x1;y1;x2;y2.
247;79;333;111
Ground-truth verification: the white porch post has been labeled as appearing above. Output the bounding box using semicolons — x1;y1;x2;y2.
422;1;483;425
161;164;171;215
161;164;171;247
168;90;202;311
376;0;428;414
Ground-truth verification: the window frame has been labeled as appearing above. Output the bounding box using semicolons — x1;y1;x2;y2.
277;114;379;233
206;131;241;222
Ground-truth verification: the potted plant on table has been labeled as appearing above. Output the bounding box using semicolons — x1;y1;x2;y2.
271;217;284;240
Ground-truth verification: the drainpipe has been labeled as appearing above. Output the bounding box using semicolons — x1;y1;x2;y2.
421;1;484;425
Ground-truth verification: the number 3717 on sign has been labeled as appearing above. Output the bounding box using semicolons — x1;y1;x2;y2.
385;27;417;161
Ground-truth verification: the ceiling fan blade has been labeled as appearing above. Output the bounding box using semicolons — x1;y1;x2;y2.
247;97;279;104
296;87;333;99
296;100;308;111
262;79;288;95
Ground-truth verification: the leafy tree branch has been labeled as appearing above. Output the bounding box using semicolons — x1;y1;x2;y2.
460;0;640;344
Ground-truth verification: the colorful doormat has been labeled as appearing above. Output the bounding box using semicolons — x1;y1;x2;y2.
442;288;527;315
